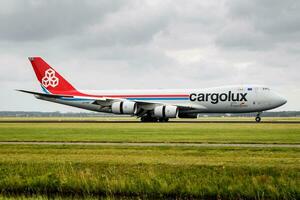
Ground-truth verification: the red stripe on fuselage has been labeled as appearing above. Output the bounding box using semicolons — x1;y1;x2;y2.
58;90;189;98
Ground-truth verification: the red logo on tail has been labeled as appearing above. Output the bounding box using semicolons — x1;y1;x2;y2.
42;69;59;88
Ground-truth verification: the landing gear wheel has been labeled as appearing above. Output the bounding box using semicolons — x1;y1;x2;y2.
255;116;261;123
151;117;158;122
141;116;158;122
158;118;169;122
255;112;262;123
141;116;146;122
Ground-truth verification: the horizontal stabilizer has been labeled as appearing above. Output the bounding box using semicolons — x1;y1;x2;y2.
16;89;74;98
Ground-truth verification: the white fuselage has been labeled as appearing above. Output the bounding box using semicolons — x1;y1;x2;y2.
25;57;287;121
38;85;287;114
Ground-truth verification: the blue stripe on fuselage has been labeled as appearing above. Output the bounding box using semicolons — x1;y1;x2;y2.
126;97;189;101
58;97;189;102
59;97;93;102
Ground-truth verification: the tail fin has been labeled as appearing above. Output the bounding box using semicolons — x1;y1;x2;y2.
29;57;77;94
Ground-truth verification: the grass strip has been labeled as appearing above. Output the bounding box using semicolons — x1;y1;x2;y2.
0;123;299;144
0;145;298;199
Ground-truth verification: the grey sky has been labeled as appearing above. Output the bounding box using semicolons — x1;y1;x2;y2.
0;0;299;112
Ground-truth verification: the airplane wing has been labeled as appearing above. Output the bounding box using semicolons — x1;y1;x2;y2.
17;89;204;110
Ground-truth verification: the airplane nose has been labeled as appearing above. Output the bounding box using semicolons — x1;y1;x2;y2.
281;97;287;105
276;95;287;106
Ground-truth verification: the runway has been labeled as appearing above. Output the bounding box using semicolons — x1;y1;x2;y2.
0;141;299;148
0;120;299;124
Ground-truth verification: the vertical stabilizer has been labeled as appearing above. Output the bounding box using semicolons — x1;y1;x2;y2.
29;57;77;95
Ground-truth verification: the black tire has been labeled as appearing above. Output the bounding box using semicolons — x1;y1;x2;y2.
158;118;169;122
141;116;157;122
255;116;261;123
140;116;146;122
153;118;159;122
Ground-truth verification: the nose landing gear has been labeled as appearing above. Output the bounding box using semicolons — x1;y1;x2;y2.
255;112;262;123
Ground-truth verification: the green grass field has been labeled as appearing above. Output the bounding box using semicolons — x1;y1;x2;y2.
0;122;299;144
0;119;299;199
0;145;299;199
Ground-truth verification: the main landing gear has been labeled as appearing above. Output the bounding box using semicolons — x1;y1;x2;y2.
255;112;262;123
141;115;157;122
140;115;169;122
158;118;169;122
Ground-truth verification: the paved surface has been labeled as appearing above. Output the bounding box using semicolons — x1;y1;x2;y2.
0;120;299;124
0;141;299;148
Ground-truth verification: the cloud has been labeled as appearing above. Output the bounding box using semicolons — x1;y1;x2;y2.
0;0;299;112
0;0;125;41
216;0;300;50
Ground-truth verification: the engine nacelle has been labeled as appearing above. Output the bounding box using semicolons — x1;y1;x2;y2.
153;105;178;118
111;101;137;114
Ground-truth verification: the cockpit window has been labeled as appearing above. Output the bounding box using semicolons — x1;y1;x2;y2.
263;87;270;90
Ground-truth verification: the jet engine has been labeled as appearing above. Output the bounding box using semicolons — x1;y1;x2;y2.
111;101;137;114
153;105;178;118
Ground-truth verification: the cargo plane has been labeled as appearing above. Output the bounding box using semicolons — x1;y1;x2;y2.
18;57;287;122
